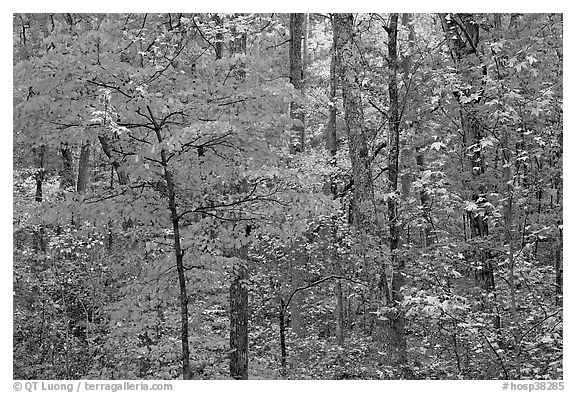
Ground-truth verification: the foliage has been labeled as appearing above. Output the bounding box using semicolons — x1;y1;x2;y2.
13;13;562;380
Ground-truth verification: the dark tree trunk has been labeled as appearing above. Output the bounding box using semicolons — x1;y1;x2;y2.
149;108;192;380
76;140;91;193
228;23;250;380
230;260;249;379
326;15;343;345
289;13;305;153
288;13;307;336
402;13;434;247
502;116;521;377
386;13;408;372
171;206;192;380
32;145;47;252
279;299;287;377
439;13;479;61
289;253;304;338
334;242;344;346
164;159;192;380
439;16;506;371
98;135;129;186
59;142;75;190
326;15;338;157
303;13;309;92
213;14;223;60
439;13;494;290
33;145;46;202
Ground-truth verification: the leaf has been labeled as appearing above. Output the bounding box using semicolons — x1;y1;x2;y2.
479;137;495;149
430;142;446;151
293;119;304;128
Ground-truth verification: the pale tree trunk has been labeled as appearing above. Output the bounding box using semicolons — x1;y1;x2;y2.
289;13;305;153
229;25;249;380
333;13;375;228
555;226;562;306
334;12;382;349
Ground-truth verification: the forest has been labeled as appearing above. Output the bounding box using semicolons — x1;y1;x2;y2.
13;13;563;380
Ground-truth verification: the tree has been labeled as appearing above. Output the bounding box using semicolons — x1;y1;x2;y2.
228;16;249;380
333;14;375;230
384;13;409;372
289;13;305;153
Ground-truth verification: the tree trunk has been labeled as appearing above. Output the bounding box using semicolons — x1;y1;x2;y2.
386;13;409;372
149;110;192;380
230;259;249;379
334;11;385;352
286;13;307;337
228;23;249;380
164;158;191;380
33;145;46;202
289;13;305;153
334;240;344;346
172;220;192;380
327;15;343;345
440;15;506;373
502;123;521;378
213;14;223;61
556;226;563;306
32;145;47;252
98;135;129;186
402;13;434;247
303;13;309;100
333;13;375;228
76;140;91;193
439;13;494;292
326;15;338;157
279;299;287;377
59;142;75;190
289;253;304;338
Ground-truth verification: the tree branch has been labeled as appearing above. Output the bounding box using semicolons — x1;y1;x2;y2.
284;275;367;310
